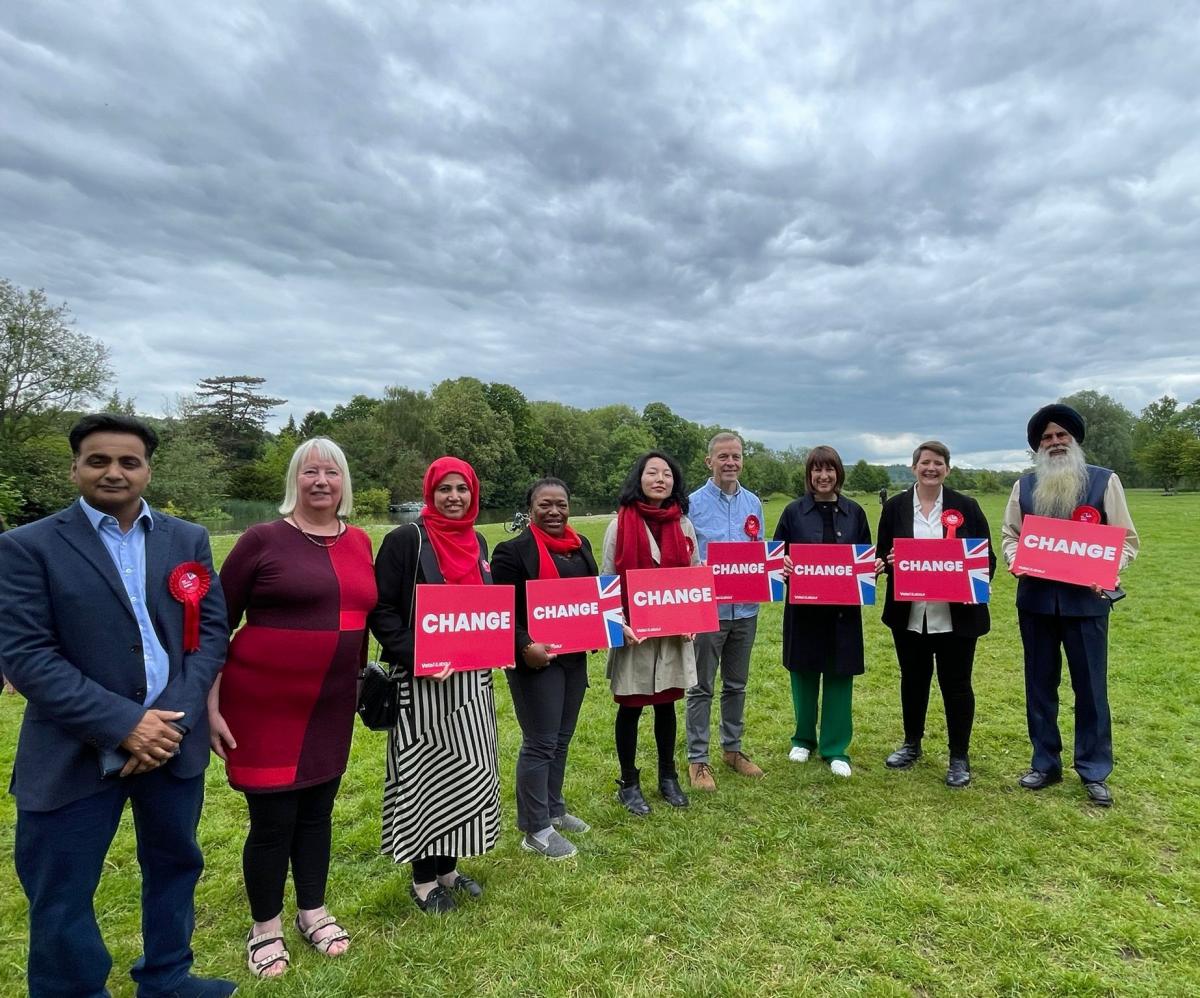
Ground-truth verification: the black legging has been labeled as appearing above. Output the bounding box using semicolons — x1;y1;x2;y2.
615;702;679;783
243;776;341;922
892;630;977;756
412;855;457;884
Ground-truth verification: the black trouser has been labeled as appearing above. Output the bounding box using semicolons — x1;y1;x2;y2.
243;776;341;922
412;855;457;883
892;629;977;756
615;702;678;783
506;659;589;832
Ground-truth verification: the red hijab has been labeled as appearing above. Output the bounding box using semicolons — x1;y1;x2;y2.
420;456;482;586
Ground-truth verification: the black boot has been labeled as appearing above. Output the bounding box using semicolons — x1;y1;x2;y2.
946;755;971;788
615;773;651;816
885;741;922;769
657;773;689;808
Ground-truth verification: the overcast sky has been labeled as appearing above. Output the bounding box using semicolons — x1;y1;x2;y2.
3;1;1198;468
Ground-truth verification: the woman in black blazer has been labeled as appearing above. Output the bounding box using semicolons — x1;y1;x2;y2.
876;441;996;788
491;478;599;860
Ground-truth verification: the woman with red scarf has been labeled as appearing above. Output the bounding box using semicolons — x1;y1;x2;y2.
369;457;501;914
492;477;611;859
601;451;700;816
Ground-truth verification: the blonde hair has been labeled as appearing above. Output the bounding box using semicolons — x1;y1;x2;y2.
279;437;354;517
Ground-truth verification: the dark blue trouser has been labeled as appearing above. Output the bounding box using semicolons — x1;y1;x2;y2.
1019;610;1112;783
15;767;205;998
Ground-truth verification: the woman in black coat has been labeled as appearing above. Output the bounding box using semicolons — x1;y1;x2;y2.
774;446;871;778
491;478;599;860
876;440;996;788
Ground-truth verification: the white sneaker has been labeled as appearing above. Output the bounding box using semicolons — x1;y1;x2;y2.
788;746;811;763
829;760;852;777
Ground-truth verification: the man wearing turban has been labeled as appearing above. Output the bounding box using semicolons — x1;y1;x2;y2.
1000;404;1139;806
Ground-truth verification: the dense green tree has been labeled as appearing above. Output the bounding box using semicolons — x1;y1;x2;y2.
1058;390;1136;479
430;378;523;506
642;402;706;481
194;375;286;463
1;279;112;447
299;409;332;438
845;460;890;493
145;421;230;518
1139;427;1192;491
5;432;75;521
0;473;21;524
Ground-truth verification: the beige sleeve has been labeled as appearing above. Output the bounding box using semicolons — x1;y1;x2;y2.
601;517;618;574
1104;474;1140;568
1000;481;1023;567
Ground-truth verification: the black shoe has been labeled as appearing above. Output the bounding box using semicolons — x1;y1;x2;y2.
1018;769;1062;790
410;883;456;914
657;776;690;808
615;778;651;816
144;976;239;998
946;756;971;788
885;741;922;769
1083;781;1113;807
445;873;483;899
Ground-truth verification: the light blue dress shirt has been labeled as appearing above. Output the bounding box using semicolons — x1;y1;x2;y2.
79;497;170;706
687;478;764;620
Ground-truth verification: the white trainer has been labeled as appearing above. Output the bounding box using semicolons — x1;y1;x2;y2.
829;760;852;777
788;746;811;763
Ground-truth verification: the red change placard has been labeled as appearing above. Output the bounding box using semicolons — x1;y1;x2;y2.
414;584;516;676
526;574;625;654
706;541;787;603
788;543;877;605
626;566;720;639
893;538;991;604
1012;515;1125;589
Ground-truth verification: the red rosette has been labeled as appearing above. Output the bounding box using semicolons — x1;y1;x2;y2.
743;514;761;540
169;561;211;652
941;509;964;539
1072;505;1101;524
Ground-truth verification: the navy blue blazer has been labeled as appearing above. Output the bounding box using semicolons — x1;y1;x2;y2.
0;501;228;812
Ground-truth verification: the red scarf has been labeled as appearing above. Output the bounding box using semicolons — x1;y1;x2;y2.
420;456;482;586
529;522;583;579
614;501;690;612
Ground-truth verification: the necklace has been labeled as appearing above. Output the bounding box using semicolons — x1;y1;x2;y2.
286;517;346;547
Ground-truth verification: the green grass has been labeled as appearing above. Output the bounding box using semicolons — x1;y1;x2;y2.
2;492;1198;996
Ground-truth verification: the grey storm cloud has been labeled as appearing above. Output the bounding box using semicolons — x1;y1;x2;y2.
2;0;1198;468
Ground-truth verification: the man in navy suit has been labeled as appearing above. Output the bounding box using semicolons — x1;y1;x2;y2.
0;414;235;998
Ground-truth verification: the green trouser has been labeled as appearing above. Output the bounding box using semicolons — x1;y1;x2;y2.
789;670;854;762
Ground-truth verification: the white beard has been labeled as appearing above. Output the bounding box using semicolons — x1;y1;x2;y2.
1032;441;1088;518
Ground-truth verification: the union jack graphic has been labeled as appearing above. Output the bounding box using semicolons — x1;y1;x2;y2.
765;541;787;602
597;574;625;648
854;544;877;605
962;538;990;604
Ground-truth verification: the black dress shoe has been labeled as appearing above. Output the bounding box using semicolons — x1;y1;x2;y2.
946;756;971;788
410;884;456;914
446;873;483;898
615;779;651;816
657;776;690;808
885;741;922;769
1083;781;1113;807
1018;769;1062;790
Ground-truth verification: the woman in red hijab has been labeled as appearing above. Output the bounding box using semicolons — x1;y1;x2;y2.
601;451;700;816
369;457;501;914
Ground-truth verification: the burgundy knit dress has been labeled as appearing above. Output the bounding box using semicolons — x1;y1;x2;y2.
218;519;377;792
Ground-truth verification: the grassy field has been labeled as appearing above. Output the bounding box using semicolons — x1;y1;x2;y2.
2;491;1198;996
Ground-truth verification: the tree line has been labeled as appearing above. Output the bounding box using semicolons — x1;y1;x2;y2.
3;278;1198;525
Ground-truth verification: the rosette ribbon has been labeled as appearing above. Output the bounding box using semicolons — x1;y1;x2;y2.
1071;505;1101;524
169;562;211;652
743;514;761;541
941;509;964;539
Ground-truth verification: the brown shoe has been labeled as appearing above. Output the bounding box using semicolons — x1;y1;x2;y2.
688;762;717;791
723;750;764;778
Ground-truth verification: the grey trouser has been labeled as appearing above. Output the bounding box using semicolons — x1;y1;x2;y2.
685;615;758;762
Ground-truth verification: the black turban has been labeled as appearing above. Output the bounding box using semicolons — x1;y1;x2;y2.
1027;404;1085;451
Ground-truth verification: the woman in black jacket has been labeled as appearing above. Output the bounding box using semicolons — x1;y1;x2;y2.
876;440;996;788
491;478;599;860
774;446;871;778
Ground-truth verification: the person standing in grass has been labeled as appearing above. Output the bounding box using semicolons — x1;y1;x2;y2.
775;446;871;778
684;431;766;793
1002;404;1139;807
208;437;376;977
602;451;700;815
492;477;612;860
370;457;501;912
876;440;995;789
0;413;234;998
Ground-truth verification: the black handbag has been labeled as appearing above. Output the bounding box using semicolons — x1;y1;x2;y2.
357;661;400;731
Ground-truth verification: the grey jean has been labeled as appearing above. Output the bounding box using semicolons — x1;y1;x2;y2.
685;615;758;763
